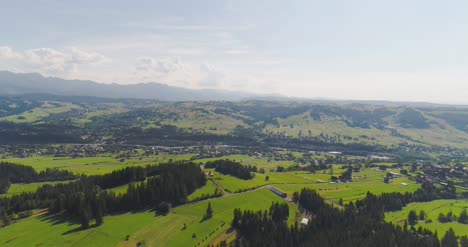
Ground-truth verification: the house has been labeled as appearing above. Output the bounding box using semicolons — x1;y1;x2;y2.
300;218;309;226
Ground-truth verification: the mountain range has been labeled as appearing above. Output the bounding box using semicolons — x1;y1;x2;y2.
0;71;256;101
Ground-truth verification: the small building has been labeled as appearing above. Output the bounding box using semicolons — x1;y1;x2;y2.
269;186;287;198
300;218;309;226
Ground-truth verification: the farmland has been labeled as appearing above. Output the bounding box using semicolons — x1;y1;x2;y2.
0;94;467;246
0;189;295;247
386;200;468;238
1;154;195;175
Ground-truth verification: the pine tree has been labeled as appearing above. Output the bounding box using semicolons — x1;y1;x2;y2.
460;236;468;247
1;210;11;226
419;210;426;220
79;205;90;229
408;210;418;227
441;228;458;247
458;208;468;224
95;200;104;226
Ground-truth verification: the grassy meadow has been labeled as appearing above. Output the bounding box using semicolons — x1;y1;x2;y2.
0;154;195;175
385;200;468;238
0;189;296;247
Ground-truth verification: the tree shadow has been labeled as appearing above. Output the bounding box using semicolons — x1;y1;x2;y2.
199;216;211;223
62;223;101;235
36;213;79;226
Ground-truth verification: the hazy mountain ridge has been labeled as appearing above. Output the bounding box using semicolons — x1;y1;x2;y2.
2;71;467;107
0;71;254;101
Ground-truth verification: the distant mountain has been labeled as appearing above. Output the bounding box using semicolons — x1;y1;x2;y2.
0;71;255;101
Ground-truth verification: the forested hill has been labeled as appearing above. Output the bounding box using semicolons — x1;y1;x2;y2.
1;94;467;156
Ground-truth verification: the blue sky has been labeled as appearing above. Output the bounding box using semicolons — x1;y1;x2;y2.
0;0;467;103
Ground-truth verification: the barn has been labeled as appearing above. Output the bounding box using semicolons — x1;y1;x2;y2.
269;186;287;198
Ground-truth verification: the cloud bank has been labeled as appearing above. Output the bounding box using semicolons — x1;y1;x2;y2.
0;46;108;76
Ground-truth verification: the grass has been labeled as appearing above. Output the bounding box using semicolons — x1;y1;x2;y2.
188;180;218;201
117;189;297;247
197;154;295;170
385;200;468;238
1;181;73;198
211;171;324;193
274;169;419;204
0;189;297;247
210;167;396;194
0;212;156;247
0;154;195;175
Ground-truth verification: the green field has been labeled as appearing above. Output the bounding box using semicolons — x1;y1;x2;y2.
1;181;73;198
0;189;296;247
198;154;295;169
187;180;218;201
274;169;419;203
386;200;468;238
0;211;156;247
0;154;195;175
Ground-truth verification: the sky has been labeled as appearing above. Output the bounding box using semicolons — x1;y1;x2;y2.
0;0;467;104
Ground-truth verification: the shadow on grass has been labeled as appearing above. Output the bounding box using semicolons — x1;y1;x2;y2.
199;216;211;223
36;213;79;226
62;223;101;235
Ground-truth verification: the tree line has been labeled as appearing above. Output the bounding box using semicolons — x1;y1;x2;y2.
205;160;256;180
227;188;456;247
0;162;76;184
0;162;77;194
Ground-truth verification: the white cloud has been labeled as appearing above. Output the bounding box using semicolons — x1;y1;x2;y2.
132;57;231;89
0;46;108;76
133;56;195;86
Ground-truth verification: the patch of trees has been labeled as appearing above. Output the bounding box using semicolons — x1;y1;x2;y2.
0;178;11;194
434;112;468;133
87;165;155;190
205;160;256;180
0;162;76;184
0;162;206;229
0;122;86;144
0;97;42;117
407;210;428;227
397;108;430;129
229;188;441;247
438;209;468;224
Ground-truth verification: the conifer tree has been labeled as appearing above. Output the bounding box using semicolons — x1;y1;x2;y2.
441;228;458;247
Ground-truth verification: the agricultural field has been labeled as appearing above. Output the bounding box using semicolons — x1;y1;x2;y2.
0;189;296;247
187;180;218;201
0;211;156;247
197;154;296;170
274;169;419;203
117;189;297;247
0;181;72;198
386;200;468;238
0;154;195;175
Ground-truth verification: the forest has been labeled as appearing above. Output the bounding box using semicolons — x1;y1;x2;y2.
0;162;206;228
